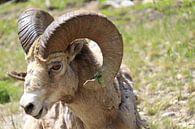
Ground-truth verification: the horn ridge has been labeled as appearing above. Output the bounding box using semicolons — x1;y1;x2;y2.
18;8;54;53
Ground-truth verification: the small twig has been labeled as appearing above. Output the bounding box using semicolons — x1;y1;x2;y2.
0;112;6;123
11;114;17;129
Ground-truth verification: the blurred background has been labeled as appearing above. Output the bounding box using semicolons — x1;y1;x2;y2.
0;0;194;129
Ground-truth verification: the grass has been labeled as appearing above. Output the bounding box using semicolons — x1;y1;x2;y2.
0;101;23;129
0;0;194;129
0;80;22;103
101;1;195;128
0;0;87;14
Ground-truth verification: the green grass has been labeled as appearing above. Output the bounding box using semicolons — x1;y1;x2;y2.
0;80;23;103
101;1;195;128
0;0;86;14
101;1;194;84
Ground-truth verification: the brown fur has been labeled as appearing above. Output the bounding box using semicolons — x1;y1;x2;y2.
62;44;147;129
21;42;148;129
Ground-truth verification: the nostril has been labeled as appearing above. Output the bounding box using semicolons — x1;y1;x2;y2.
24;103;34;115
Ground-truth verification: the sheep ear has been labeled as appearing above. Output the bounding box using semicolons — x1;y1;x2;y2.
7;71;26;81
67;41;83;63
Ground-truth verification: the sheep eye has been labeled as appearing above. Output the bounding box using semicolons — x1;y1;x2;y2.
50;62;62;71
52;64;61;70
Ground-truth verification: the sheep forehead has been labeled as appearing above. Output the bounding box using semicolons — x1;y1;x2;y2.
26;52;67;69
46;52;68;64
27;58;45;71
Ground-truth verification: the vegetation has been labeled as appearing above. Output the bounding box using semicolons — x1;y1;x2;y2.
0;0;194;128
0;80;22;103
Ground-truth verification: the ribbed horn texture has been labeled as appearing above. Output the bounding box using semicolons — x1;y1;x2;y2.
40;11;123;88
18;8;54;53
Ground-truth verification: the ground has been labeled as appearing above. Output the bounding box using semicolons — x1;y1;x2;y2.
0;0;194;129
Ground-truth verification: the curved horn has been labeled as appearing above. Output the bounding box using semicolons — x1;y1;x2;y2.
40;11;123;88
8;71;26;81
18;8;54;53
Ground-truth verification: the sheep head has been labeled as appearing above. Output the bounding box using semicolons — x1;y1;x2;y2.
17;8;123;119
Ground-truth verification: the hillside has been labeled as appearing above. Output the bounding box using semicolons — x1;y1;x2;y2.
0;0;194;129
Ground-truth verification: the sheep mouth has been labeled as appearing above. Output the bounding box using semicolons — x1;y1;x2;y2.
33;107;44;119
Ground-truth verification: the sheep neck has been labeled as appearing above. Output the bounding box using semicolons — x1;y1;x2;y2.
67;45;122;129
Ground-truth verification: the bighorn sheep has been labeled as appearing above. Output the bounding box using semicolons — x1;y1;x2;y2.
9;8;148;129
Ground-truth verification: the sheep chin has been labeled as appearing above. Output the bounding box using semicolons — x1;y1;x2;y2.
33;106;48;119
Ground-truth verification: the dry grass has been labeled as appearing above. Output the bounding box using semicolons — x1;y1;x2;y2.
0;102;23;129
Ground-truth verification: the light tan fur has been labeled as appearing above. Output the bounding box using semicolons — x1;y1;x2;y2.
20;40;147;129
